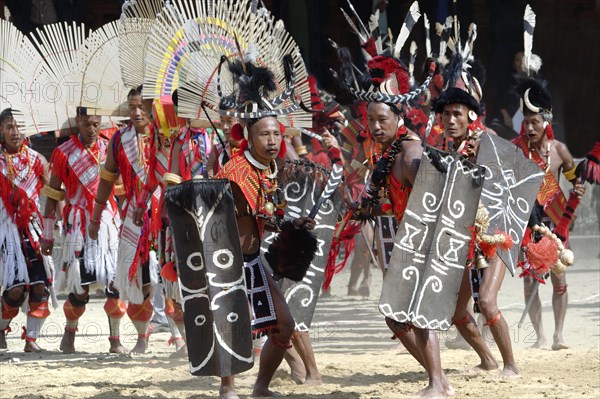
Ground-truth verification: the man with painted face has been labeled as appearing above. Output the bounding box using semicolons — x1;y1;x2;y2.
216;111;316;398
512;78;585;350
432;86;520;378
89;86;158;354
0;108;49;352
41;107;122;354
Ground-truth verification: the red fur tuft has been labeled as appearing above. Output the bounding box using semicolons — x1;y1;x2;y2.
230;123;245;141
361;37;378;58
525;236;558;275
553;191;580;242
367;56;410;94
278;137;287;159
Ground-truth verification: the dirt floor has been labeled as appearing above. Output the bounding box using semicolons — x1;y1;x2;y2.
0;238;599;399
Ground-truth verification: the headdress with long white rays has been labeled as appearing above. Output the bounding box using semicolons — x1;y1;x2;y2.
1;19;57;136
119;0;164;89
27;22;90;134
75;21;131;116
146;0;311;129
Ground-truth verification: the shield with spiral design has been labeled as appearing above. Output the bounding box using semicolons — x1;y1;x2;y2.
379;147;484;330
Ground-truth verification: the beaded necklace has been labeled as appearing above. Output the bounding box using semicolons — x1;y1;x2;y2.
2;144;31;184
244;150;285;222
528;139;552;173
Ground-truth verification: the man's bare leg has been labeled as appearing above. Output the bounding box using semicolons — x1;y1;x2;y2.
220;375;239;399
253;274;295;397
129;285;153;354
386;319;453;396
523;275;548;348
283;345;306;384
452;269;499;371
347;232;369;295
550;271;569;350
479;257;519;378
291;331;322;385
60;287;90;354
414;327;447;398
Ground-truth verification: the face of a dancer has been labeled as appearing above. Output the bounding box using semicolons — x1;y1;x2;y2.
77;115;101;147
523;113;546;146
128;94;152;132
367;102;400;148
248;117;281;165
0;117;24;154
441;103;470;142
219;114;240;147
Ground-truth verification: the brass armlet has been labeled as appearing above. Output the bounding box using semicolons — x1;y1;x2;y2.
114;184;126;196
42;185;65;201
100;166;118;182
563;165;577;181
162;172;183;186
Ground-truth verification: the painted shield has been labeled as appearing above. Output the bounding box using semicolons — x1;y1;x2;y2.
165;179;253;377
379;147;485;330
477;132;545;275
262;160;342;332
376;215;399;269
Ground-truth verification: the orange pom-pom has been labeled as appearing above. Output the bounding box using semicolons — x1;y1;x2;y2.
479;241;497;258
160;261;178;283
498;231;514;251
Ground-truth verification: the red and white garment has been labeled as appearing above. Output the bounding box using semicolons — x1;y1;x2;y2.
49;135;121;294
112;124;159;304
0;144;45;288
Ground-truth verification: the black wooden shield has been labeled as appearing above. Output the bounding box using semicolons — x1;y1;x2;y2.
262;160;342;332
477;133;545;275
165;179;253;377
379;147;485;330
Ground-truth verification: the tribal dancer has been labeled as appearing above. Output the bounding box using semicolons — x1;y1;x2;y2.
41;108;123;353
215;72;316;399
89;87;157;354
512;4;585;351
0;109;49;352
513;78;585;350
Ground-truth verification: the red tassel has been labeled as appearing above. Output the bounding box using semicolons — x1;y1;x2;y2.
278;137;287;159
525;236;558;275
544;122;554;140
230;123;245;141
553;191;580;242
360;37;378;58
577;141;600;184
479;241;497;258
160;261;178;283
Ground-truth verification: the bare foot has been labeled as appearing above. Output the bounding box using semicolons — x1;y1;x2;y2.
59;330;76;354
552;336;570;351
24;340;43;353
219;386;240;399
252;388;282;397
442;374;455;396
130;337;149;354
497;367;520;379
289;372;305;385
419;385;447;399
528;340;549;349
303;377;323;386
0;330;7;350
109;339;129;354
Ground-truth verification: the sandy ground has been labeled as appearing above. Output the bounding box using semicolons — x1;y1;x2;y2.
1;237;599;399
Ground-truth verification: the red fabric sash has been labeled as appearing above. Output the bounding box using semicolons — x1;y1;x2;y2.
513;136;566;225
0;145;45;233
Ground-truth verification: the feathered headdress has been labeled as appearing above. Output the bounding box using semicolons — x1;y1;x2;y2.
337;1;434;104
0;19;50;136
27;22;92;134
156;0;311;131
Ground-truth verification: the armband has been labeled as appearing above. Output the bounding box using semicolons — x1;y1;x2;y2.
100;166;118;182
294;145;308;156
42;185;65;201
162;172;183;186
563;165;577;181
114;184;126;196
